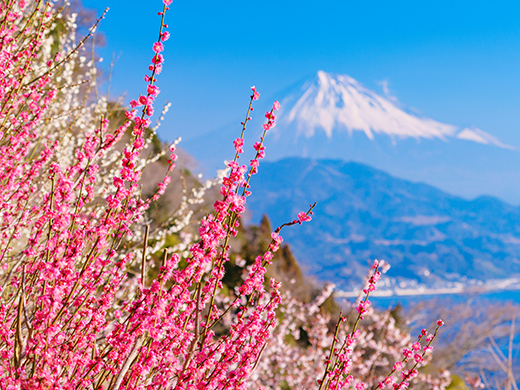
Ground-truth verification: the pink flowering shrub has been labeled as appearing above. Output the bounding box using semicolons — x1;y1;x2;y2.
0;1;445;389
248;263;448;390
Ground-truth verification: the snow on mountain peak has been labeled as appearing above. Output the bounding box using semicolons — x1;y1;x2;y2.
277;71;506;147
279;71;457;141
456;128;516;150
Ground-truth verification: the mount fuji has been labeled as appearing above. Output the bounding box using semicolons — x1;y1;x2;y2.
183;71;520;204
271;70;511;148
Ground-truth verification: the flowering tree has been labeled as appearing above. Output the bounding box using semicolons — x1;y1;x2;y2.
0;0;445;389
249;273;449;390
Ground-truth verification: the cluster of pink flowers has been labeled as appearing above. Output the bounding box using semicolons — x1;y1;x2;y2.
377;322;444;390
248;263;448;390
0;1;317;388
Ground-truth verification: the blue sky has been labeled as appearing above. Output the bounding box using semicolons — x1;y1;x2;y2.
83;0;520;148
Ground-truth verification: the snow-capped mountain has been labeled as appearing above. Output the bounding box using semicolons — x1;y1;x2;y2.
270;70;512;148
275;70;459;141
263;71;520;204
183;70;520;204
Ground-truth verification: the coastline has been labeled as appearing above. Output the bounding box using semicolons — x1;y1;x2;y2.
336;277;520;299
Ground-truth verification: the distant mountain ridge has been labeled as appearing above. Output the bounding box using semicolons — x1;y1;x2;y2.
246;157;520;292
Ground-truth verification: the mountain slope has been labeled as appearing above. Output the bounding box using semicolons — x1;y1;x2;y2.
246;157;520;292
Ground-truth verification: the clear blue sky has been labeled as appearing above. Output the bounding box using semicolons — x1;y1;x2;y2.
83;0;520;148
